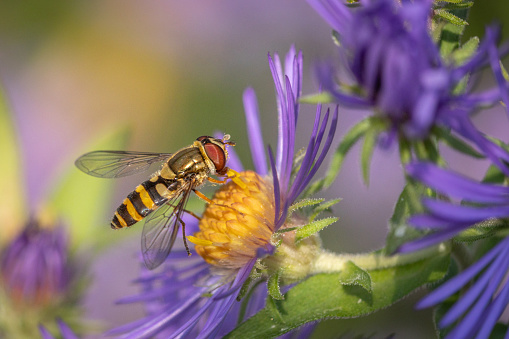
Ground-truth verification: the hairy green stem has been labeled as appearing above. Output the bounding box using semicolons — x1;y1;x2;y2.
311;243;450;274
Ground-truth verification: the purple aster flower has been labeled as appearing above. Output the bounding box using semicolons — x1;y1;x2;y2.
108;46;338;338
1;219;72;307
401;161;509;337
307;0;509;171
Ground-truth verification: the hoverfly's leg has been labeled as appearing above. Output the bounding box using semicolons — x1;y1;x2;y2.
207;177;228;184
177;216;192;256
165;202;201;221
192;189;245;216
215;167;246;189
193;189;214;204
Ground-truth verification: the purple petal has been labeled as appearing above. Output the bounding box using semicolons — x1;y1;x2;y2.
406;162;509;203
268;146;282;230
417;238;507;309
213;259;255;300
441;244;509;326
487;27;509;118
446;249;509;336
56;319;79;339
476;273;509;338
408;214;463;230
305;0;352;34
39;325;55;339
242;88;266;175
423;199;509;222
397;226;460;253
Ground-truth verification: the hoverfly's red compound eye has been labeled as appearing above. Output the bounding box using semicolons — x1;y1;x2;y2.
203;143;226;173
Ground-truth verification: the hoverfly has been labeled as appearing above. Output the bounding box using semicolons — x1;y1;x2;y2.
75;135;235;269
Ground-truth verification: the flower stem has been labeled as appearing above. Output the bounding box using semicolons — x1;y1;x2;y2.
311;243;449;274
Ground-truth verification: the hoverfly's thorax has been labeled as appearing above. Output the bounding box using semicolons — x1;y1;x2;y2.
167;147;209;178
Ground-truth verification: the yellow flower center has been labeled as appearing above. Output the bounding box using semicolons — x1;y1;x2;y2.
190;171;275;269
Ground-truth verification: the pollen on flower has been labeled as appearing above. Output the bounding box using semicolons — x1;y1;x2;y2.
190;170;275;269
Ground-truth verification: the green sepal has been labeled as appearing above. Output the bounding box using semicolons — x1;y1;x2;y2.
501;61;509;82
435;9;469;27
226;250;449;338
0;86;25;244
436;5;469;58
433;126;484;159
332;30;341;47
436;0;469;3
451;37;479;66
385;183;428;254
45;127;131;249
454;219;506;242
338;260;372;293
361;128;377;186
303;117;371;197
267;271;285;301
310;198;342;222
288;198;324;215
299;92;334;104
482;164;506;185
295;217;338;243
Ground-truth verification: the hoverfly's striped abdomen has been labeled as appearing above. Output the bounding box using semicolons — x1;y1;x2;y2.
111;176;174;229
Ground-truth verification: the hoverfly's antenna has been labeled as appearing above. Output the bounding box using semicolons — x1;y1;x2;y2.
222;134;235;146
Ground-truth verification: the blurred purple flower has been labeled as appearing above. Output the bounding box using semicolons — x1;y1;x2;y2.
108;46;337;338
1;219;72;307
402;161;509;337
307;0;509;170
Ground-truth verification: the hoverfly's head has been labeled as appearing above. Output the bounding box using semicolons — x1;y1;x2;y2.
196;135;235;175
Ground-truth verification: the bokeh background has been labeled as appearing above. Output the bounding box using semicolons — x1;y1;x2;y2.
0;1;507;338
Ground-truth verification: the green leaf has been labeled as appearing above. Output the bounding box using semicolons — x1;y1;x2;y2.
45;127;131;249
385;183;427;254
268;271;284;301
0;87;25;245
295;217;338;243
226;252;449;338
303;118;371;197
433;126;484;159
360;129;377;186
338;261;372;293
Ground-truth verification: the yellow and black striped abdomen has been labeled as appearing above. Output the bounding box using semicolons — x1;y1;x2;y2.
111;176;172;229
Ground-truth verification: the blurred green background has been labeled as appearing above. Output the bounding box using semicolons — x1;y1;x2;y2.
0;1;507;338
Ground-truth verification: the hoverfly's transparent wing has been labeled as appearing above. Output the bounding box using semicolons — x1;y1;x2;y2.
141;179;195;270
75;151;171;178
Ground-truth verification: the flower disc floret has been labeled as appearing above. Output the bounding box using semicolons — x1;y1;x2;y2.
192;171;275;269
